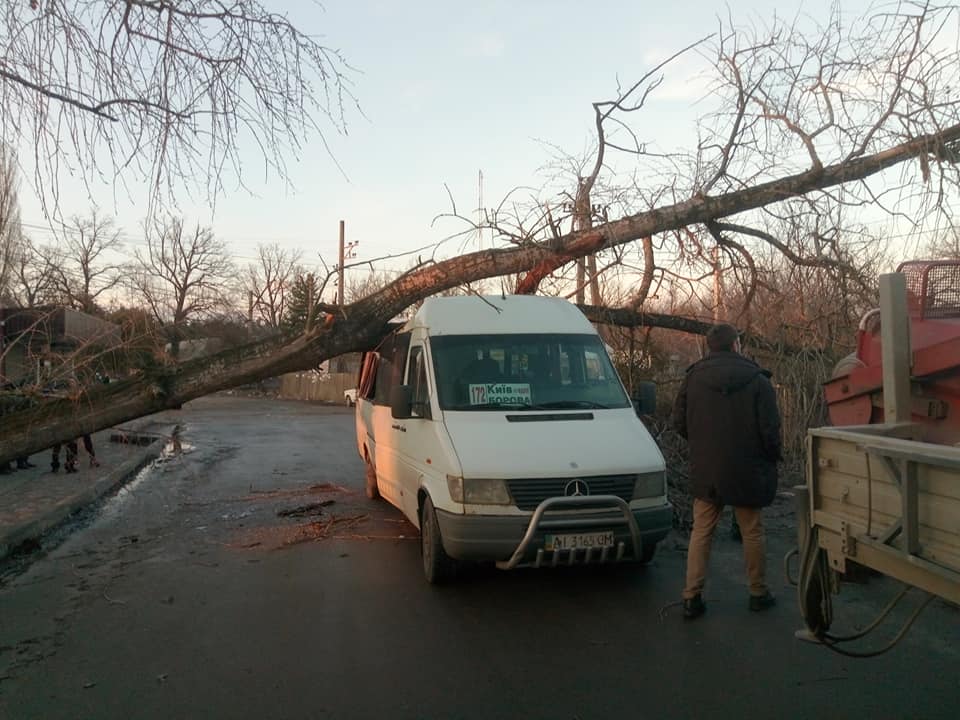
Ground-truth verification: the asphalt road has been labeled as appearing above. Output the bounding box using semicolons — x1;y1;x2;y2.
0;396;957;720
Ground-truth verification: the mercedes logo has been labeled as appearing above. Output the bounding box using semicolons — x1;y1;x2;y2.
564;479;590;497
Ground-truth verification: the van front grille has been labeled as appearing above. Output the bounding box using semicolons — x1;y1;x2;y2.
506;475;635;511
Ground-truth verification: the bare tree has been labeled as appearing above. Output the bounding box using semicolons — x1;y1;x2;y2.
132;218;234;357
923;231;960;259
344;269;391;304
9;237;60;308
244;243;303;329
0;146;21;304
4;3;960;465
45;210;124;314
0;1;357;217
507;4;960;318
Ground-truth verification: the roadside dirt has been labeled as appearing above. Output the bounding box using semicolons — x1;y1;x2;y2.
220;482;418;551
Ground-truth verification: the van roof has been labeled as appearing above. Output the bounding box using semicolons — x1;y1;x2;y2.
405;295;597;336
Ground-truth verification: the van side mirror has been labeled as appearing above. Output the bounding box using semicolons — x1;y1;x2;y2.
390;385;413;419
632;381;657;416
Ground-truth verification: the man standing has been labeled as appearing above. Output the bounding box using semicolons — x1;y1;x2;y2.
672;323;782;620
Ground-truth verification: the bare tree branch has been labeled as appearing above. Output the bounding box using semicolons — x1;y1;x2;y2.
244;243;303;329
0;1;358;217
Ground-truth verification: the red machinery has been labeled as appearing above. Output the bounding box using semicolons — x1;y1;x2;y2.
825;260;960;445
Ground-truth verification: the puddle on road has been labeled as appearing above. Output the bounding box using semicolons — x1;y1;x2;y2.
0;431;190;584
95;462;158;523
97;433;195;523
154;428;196;463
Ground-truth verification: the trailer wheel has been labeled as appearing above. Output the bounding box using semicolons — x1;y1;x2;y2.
420;496;455;584
801;553;832;636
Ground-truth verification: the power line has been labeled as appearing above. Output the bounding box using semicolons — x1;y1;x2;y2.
17;219;318;265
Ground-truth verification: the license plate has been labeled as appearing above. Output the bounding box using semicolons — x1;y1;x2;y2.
544;531;615;551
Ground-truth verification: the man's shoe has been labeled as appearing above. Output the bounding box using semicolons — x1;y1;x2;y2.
749;591;777;612
65;463;78;474
683;594;706;620
89;457;101;468
51;461;60;473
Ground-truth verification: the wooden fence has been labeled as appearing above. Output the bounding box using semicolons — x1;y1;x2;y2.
279;372;356;404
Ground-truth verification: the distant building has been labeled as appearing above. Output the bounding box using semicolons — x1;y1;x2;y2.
0;306;121;386
163;337;225;361
333;352;362;375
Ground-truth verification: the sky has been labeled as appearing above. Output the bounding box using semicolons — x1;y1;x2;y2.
14;0;933;294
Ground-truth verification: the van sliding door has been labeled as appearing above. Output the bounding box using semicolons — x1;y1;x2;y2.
372;332;410;509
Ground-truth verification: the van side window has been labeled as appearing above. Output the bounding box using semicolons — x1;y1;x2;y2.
373;336;394;405
409;346;432;419
357;352;378;400
374;332;411;406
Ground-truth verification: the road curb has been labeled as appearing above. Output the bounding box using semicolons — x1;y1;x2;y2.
0;436;168;561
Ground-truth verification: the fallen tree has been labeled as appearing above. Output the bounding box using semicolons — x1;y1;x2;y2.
3;2;960;465
2;121;959;464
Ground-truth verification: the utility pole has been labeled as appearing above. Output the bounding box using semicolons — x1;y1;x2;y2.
574;178;588;305
478;169;486;251
246;291;254;339
338;220;345;307
336;220;359;307
305;273;315;332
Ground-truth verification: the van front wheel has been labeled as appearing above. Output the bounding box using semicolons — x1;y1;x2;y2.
420;496;455;584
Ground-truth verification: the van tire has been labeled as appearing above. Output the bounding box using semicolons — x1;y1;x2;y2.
420;496;455;584
364;456;380;500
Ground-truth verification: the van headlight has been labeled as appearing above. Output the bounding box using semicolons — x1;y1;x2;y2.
448;477;512;505
633;471;665;499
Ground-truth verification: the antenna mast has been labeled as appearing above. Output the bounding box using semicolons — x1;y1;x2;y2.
478;169;484;250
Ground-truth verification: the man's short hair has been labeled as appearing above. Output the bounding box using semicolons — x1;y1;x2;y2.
706;323;739;352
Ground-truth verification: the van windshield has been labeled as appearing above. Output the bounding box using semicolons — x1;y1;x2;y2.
430;333;630;411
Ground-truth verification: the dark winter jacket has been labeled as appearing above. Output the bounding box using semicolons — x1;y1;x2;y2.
671;351;782;508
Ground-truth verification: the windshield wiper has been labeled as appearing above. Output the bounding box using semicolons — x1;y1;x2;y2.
530;400;611;410
448;402;534;410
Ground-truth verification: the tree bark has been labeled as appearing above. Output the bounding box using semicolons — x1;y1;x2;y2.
2;122;958;465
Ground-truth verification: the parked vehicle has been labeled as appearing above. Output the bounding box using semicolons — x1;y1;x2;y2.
824;259;960;444
343;388;358;407
795;262;960;654
354;294;672;583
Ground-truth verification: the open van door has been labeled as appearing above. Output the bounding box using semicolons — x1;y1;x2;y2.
370;332;411;507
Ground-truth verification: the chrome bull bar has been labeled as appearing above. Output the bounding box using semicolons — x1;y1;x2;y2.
495;495;642;570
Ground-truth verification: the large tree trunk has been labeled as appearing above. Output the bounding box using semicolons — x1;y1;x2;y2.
2;123;958;465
